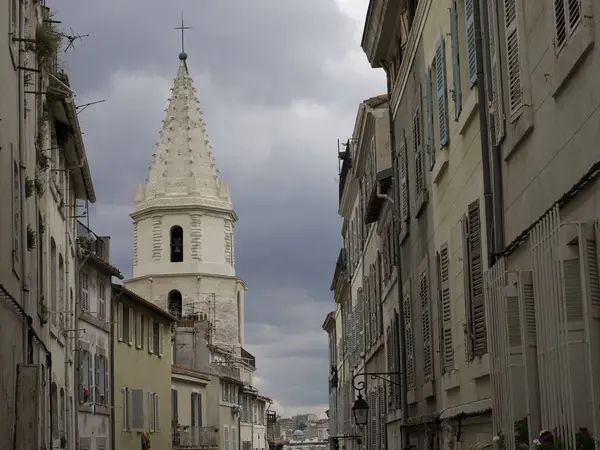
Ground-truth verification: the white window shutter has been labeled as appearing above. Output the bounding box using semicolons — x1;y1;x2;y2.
503;0;523;115
158;323;164;357
148;392;155;432
128;308;134;345
403;280;415;390
420;267;433;381
465;0;477;86
449;0;462;119
425;69;435;171
148;319;154;354
488;0;505;142
117;303;123;342
439;245;454;372
435;36;449;148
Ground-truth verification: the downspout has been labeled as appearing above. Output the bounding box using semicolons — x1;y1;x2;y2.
379;61;409;450
64;189;72;449
473;0;495;267
17;0;30;364
479;0;505;257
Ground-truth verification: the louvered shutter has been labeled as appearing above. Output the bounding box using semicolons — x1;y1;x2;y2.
149;392;155;432
191;392;196;426
420;265;433;381
364;278;371;348
468;201;486;356
148;319;154;354
117;303;124;342
154;394;160;431
378;386;385;450
435;36;449;148
159;323;165;357
172;389;178;425
413;107;424;197
504;0;523;115
128;308;134;345
386;328;395;407
95;354;100;402
88;352;94;402
403;280;415;389
121;388;128;431
465;0;477;86
450;0;462;119
554;0;582;48
104;357;109;404
369;391;377;450
488;0;505;142
393;311;401;410
438;245;454;372
462;214;474;359
425;69;435;170
398;136;409;223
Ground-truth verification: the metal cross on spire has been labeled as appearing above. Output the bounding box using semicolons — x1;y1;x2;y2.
175;11;192;57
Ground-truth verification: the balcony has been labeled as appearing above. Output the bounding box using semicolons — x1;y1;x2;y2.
173;426;218;449
77;221;105;258
364;168;393;224
241;347;256;369
329;248;348;291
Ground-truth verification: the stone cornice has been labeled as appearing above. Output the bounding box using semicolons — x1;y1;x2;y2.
131;197;238;222
126;272;248;289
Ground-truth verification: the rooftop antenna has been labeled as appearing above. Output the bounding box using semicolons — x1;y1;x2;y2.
62;27;89;52
76;99;106;114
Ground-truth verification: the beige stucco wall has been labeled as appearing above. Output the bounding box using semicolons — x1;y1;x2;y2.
113;296;173;450
171;373;209;428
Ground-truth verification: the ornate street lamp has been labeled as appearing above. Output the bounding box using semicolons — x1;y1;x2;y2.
351;394;369;430
350;371;401;428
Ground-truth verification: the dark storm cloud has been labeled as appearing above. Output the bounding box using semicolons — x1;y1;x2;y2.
48;0;385;415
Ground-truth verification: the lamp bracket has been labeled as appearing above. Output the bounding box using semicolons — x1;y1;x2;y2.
352;371;402;394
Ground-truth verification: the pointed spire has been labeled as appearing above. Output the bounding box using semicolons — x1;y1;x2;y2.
135;181;145;203
137;34;233;213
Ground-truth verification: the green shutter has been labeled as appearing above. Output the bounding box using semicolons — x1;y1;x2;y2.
435;36;449;148
450;0;462;119
465;0;477;86
425;69;435;170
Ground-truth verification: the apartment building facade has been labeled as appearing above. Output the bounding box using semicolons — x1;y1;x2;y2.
76;224;123;450
328;96;396;450
483;0;600;448
112;284;176;450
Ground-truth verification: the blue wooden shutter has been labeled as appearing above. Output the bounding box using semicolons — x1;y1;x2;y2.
425;69;435;170
198;393;203;427
450;0;462;119
172;389;178;423
465;0;477;86
435;37;449;148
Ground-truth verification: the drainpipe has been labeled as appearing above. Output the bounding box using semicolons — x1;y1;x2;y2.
479;0;505;257
379;61;409;450
473;0;495;267
17;0;30;365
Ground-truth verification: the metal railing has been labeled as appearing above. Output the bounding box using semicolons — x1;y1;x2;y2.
174;426;218;448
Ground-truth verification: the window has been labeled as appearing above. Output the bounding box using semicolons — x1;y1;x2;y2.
117;303;124;342
171;389;178;426
136;312;143;349
503;0;523;116
434;36;449;148
148;392;160;432
80;271;89;311
12;159;20;272
79;350;91;403
224;426;230;450
553;0;582;50
131;388;145;430
465;0;477;86
191;392;202;426
151;321;163;357
51;382;58;439
168;290;183;319
403;279;415;390
98;276;106;320
51;239;57;326
231;427;237;450
462;199;485;358
449;0;462;119
94;354;108;405
122;306;131;345
170;225;184;262
58;255;65;322
148;318;154;354
419;259;433;381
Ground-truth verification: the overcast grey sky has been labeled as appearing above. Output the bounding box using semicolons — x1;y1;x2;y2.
49;0;385;417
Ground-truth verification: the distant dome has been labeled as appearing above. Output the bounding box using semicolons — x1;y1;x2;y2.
293;430;305;437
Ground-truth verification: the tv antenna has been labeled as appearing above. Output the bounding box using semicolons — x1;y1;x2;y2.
62;27;89;52
76;100;106;114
